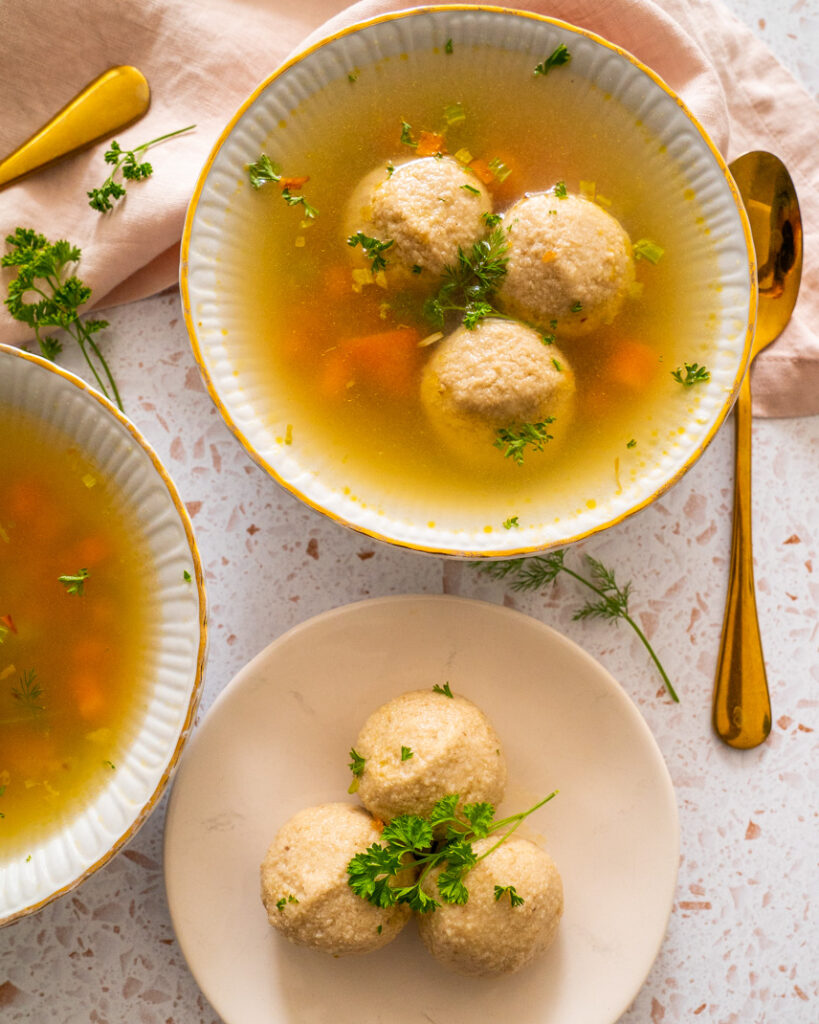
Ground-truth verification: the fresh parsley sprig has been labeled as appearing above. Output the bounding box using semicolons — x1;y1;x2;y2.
348;748;366;793
671;362;710;387
424;227;510;331
347;231;394;273
347;791;557;913
246;155;318;218
87;125;195;212
2;228;122;409
534;43;571;76
473;551;678;701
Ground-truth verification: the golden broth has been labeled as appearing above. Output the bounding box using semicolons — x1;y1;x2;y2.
231;43;718;527
0;409;155;855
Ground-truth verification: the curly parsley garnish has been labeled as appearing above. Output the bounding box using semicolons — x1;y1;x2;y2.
348;748;366;793
347;231;394;273
473;551;678;701
400;746;414;762
347;792;557;913
494;420;555;464
87;125;195;212
534;43;571;76
2;229;122;409
246;155;318;218
433;682;454;698
58;568;89;596
671;362;710;387
494;884;525;907
275;894;299;912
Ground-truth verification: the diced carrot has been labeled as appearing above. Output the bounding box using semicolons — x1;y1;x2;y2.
279;176;309;190
72;671;106;720
541;250;557;263
416;132;446;157
0;613;17;634
318;350;354;399
606;339;659;391
72;534;111;567
468;158;495;185
318;327;423;399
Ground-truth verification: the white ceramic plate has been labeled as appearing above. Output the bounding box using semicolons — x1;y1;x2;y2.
164;595;677;1024
181;5;754;557
0;346;207;926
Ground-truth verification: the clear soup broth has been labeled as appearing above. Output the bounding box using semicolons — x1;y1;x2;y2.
0;409;155;855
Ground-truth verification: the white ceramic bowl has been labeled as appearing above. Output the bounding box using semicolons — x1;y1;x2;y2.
181;5;755;557
0;345;207;927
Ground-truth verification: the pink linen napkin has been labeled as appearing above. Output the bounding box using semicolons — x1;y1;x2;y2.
0;0;816;417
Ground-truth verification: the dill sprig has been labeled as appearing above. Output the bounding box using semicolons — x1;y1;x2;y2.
473;551;678;702
494;420;555;464
11;669;44;712
424;227;509;331
2;228;122;409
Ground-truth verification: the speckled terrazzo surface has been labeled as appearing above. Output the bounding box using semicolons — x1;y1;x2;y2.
1;0;818;1021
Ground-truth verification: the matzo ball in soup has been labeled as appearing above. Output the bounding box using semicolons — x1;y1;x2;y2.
346;156;493;277
421;317;575;467
239;41;711;518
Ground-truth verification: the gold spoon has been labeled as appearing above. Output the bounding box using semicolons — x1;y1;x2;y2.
712;151;803;749
0;66;149;189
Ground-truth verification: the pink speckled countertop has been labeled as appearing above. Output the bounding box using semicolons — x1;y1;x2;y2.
1;1;818;1021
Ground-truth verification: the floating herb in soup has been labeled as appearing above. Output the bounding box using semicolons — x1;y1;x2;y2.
229;42;719;527
0;410;155;853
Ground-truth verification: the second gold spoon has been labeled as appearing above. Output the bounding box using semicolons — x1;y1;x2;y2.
712;151;803;749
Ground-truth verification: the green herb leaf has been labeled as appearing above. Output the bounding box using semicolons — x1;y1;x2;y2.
247;154;282;189
503;516;520;530
671;362;710;387
494;884;524;907
570;301;583;313
183;569;192;582
88;126;195;211
401;745;414;761
482;212;502;227
3;230;122;409
444;102;466;126
627;438;637;448
444;38;454;54
534;43;571;76
347;231;394;272
58;568;89;596
275;893;299;911
494;420;555;464
400;120;417;147
471;553;678;701
348;748;366;777
462;802;495;838
12;669;44;711
432;682;454;698
554;180;568;199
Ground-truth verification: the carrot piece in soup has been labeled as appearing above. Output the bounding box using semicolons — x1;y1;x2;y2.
606;339;659;391
71;672;106;720
467;158;495;185
319;328;423;399
416;132;446;157
279;176;309;190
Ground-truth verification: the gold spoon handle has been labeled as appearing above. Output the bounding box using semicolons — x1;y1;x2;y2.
712;370;772;748
0;66;150;189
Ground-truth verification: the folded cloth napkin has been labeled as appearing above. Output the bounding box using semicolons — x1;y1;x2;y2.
0;0;816;416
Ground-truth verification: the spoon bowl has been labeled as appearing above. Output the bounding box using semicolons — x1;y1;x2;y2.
712;151;803;749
